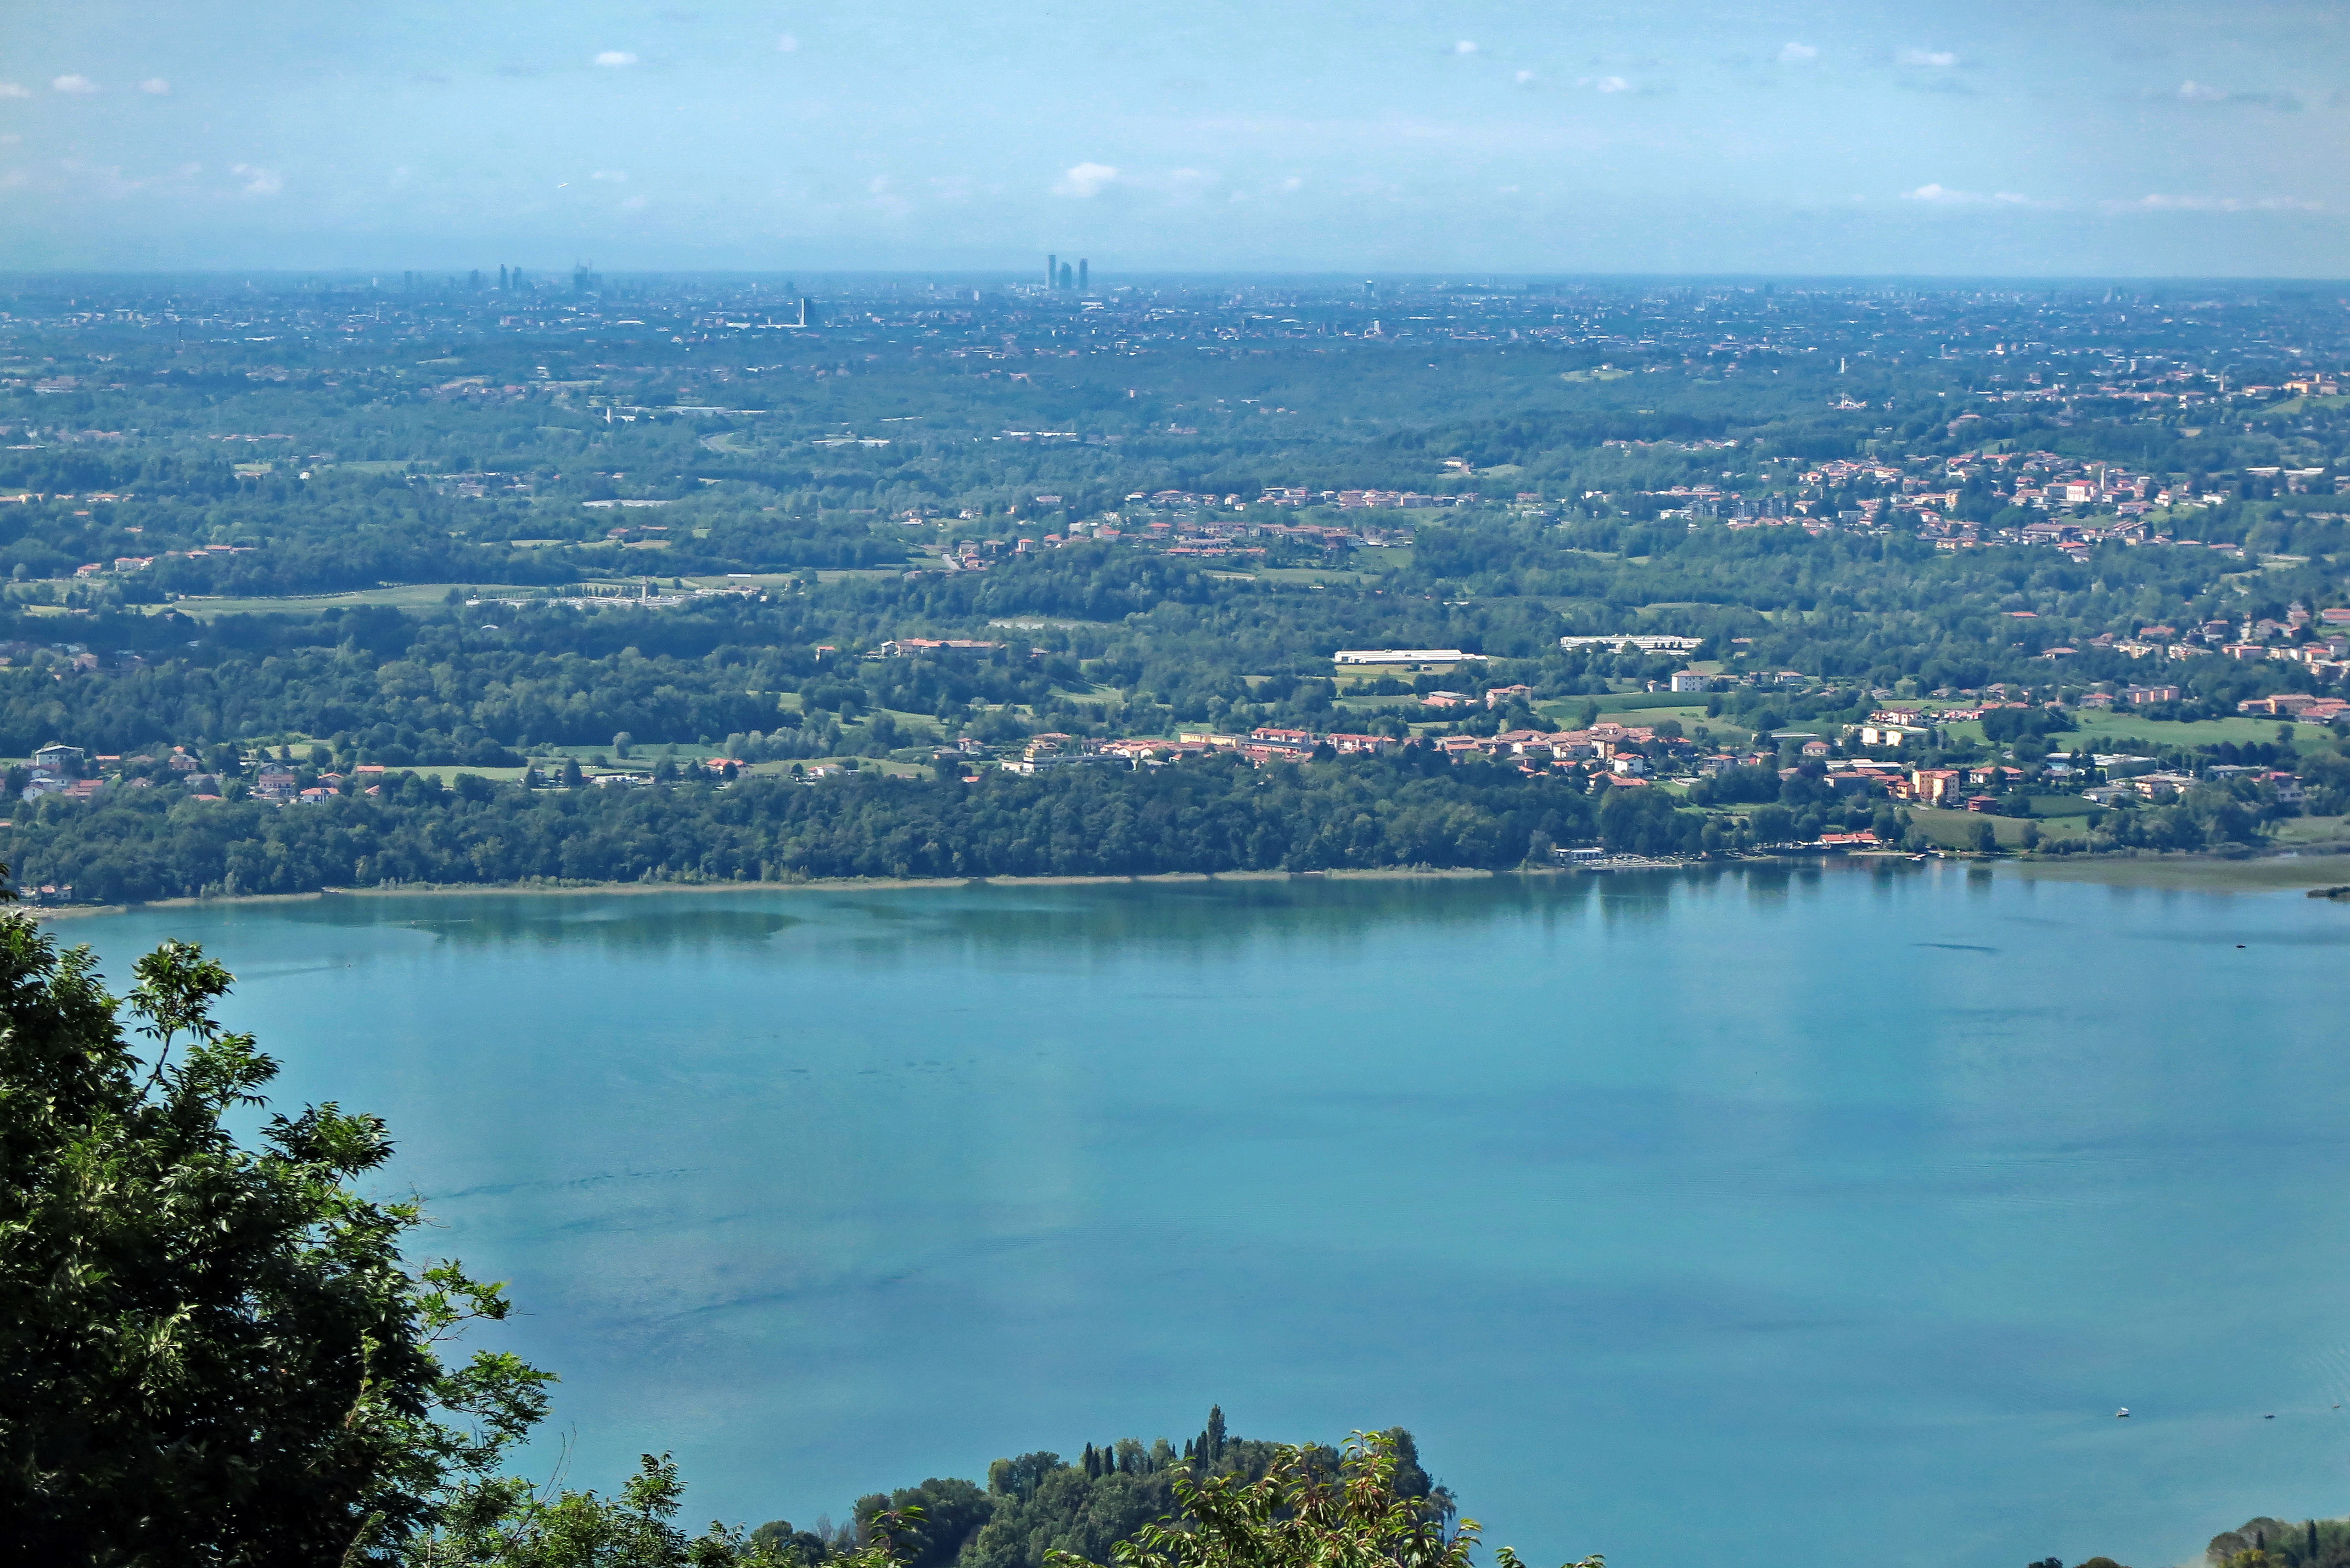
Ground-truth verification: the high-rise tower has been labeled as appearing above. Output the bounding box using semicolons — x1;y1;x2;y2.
1078;258;1089;291
1047;254;1058;288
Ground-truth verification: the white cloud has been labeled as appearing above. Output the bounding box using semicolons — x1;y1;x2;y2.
1903;183;2032;205
1899;49;1959;66
1577;75;1631;93
593;50;638;68
591;168;627;181
139;78;170;95
0;83;29;99
776;32;798;53
1454;40;1478;54
231;162;281;196
2113;192;2320;212
1515;69;1536;84
1052;160;1118;197
2166;80;2298;109
52;75;98;95
1777;42;1818;64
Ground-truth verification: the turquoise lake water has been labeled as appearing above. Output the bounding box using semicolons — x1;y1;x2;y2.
67;864;2350;1568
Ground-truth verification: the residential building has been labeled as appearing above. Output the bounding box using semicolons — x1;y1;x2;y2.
1905;768;1961;805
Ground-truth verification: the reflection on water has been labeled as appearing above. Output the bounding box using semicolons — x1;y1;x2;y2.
316;901;806;948
60;866;2350;1568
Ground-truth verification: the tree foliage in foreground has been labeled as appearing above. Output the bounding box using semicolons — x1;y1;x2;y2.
0;918;549;1560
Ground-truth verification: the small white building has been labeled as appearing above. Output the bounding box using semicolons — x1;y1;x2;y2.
1331;649;1486;666
1669;671;1709;693
1558;634;1704;653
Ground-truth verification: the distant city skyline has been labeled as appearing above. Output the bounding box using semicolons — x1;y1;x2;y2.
4;0;2348;276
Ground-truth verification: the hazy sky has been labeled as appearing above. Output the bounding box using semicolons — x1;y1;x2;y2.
4;0;2348;276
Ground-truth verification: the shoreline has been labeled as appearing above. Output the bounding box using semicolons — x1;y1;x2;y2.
27;865;1505;920
29;846;2350;921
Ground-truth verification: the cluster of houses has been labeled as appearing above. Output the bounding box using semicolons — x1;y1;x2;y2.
1111;486;1471;513
1570;444;2336;557
0;640;104;673
2078;605;2350;677
2240;692;2350;722
1911;450;2338;553
986;721;1714;780
19;743;220;803
250;763;413;803
873;637;1006;659
917;504;1412;570
72;544;259;578
997;727;1405;772
9;743;445;807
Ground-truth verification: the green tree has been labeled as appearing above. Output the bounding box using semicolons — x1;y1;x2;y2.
1044;1432;1595;1568
416;1450;858;1568
0;917;553;1563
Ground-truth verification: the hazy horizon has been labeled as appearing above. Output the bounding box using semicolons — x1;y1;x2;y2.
8;0;2350;278
4;269;2349;288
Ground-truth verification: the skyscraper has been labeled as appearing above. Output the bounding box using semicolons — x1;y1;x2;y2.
1047;254;1058;288
1078;258;1089;291
1058;262;1074;290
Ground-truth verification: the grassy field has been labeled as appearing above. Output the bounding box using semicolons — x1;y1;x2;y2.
157;583;512;618
2063;710;2320;751
156;576;809;620
2268;814;2350;847
2257;393;2350;418
1933;710;2321;752
680;572;797;589
1252;567;1384;586
1905;805;2095;848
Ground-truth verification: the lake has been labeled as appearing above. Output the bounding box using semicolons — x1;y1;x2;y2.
65;864;2350;1568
